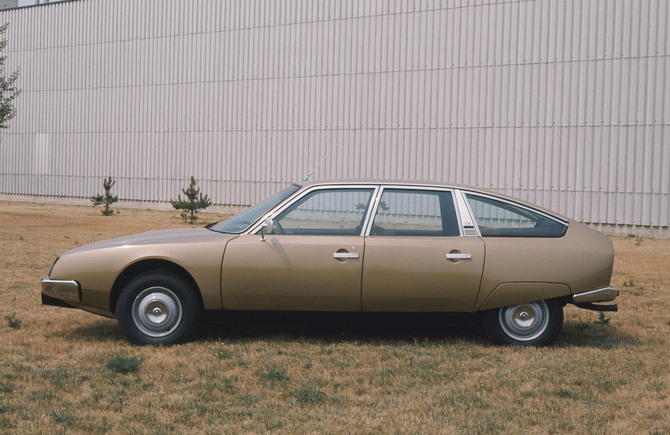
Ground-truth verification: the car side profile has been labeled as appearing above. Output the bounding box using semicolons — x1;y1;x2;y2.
41;181;618;346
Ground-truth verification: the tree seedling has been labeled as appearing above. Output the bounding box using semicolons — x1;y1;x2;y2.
91;176;119;216
170;176;212;224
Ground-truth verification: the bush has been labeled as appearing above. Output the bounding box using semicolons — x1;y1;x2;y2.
5;313;21;330
170;176;212;224
91;176;119;216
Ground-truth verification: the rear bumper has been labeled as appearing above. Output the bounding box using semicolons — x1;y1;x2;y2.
572;286;619;312
573;286;619;303
41;278;80;304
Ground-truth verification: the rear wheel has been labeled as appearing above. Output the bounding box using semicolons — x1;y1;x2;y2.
117;271;201;345
482;299;563;346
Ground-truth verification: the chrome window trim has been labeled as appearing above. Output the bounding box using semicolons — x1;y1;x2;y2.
364;185;463;237
246;184;380;236
454;189;479;237
363;187;382;236
359;186;381;236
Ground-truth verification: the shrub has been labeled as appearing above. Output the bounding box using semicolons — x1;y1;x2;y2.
170;176;212;224
5;313;21;329
91;176;119;216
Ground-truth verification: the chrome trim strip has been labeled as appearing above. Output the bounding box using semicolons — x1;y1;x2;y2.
572;286;619;303
454;190;479;237
363;187;382;236
360;186;382;236
41;278;80;303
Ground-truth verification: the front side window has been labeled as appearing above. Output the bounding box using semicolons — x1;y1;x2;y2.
465;193;567;237
370;189;460;236
273;188;374;235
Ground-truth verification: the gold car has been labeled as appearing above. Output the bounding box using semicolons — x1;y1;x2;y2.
42;181;618;346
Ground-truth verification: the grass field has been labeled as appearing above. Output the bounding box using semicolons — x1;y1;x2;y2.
1;201;669;434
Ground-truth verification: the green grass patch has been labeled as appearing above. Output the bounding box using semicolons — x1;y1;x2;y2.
292;382;328;405
260;364;289;384
4;313;21;330
105;356;144;373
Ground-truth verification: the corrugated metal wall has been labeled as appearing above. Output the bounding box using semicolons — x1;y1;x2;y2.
1;0;668;233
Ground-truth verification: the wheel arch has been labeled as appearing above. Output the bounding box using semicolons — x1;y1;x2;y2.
110;259;204;315
476;282;572;311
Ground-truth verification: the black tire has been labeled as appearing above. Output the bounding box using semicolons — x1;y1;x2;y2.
116;271;201;345
481;299;563;346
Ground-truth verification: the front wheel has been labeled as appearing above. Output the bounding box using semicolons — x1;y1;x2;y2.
116;271;201;345
481;299;563;346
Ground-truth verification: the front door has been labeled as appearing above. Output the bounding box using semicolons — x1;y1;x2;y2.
221;187;376;311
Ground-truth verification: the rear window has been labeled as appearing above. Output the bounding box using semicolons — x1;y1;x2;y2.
465;194;567;238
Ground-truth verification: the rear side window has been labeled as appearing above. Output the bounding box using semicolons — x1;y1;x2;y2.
370;189;460;236
465;194;567;237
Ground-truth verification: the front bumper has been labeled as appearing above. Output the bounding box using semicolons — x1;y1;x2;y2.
41;278;80;304
572;286;619;312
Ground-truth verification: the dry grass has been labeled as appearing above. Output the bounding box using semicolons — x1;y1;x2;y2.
1;201;669;434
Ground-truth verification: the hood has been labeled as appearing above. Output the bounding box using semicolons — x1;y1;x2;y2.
63;227;236;255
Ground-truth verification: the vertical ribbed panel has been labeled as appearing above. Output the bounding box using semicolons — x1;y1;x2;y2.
0;0;668;231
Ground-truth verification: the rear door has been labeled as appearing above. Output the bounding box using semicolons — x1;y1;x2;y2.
362;188;485;312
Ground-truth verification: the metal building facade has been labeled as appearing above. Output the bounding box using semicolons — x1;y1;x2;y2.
1;0;668;235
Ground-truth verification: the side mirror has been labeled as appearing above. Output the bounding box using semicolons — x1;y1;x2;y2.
264;218;275;234
260;218;274;241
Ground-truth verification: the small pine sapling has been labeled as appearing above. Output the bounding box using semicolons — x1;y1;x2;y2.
91;176;119;216
170;176;212;224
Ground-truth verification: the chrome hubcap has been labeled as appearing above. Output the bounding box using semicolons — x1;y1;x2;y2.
132;287;182;338
499;301;549;342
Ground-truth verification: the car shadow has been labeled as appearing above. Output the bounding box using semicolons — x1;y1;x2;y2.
62;312;636;348
199;311;485;345
62;318;126;343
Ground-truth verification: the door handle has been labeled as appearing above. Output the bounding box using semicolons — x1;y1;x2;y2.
333;252;359;259
446;253;472;260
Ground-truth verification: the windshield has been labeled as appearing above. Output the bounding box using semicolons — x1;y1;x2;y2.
208;184;301;233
